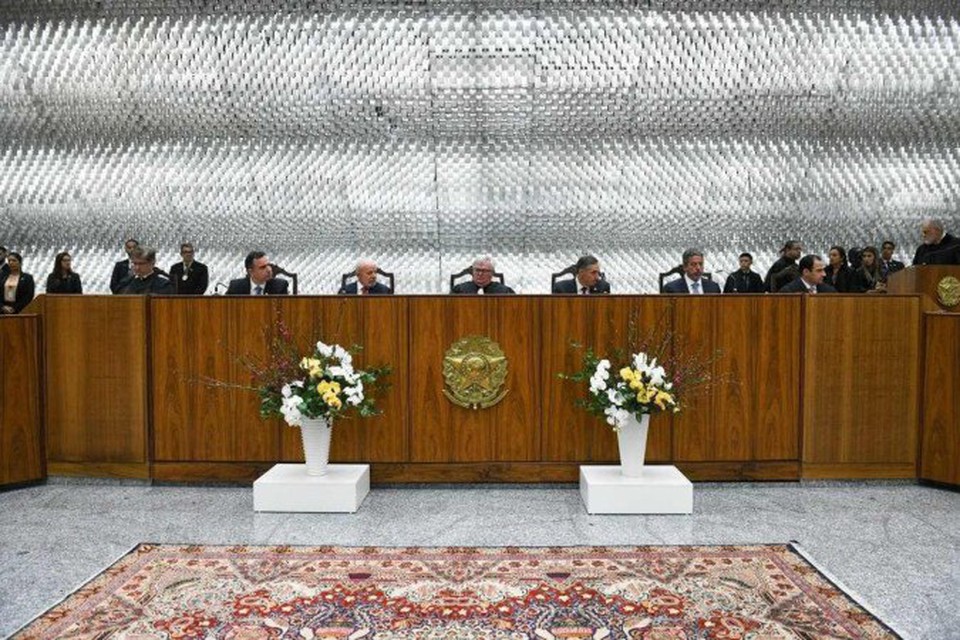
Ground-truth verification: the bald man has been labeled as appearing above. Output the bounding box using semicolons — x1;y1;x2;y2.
913;217;960;266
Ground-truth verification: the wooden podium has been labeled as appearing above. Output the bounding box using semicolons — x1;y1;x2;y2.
887;265;960;310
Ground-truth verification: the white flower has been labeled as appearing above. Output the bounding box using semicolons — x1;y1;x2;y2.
603;406;630;430
648;365;666;387
281;384;292;398
332;345;349;361
595;359;611;378
589;375;607;394
327;365;352;379
290;380;304;389
280;395;305;427
316;342;334;358
606;388;624;406
632;352;649;372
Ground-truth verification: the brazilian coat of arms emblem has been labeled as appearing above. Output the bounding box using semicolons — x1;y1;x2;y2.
442;335;509;410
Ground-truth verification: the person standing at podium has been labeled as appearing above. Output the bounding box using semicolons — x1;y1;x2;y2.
913;218;960;265
1;252;35;314
226;251;289;295
109;238;139;294
452;257;515;294
879;241;905;279
117;248;174;295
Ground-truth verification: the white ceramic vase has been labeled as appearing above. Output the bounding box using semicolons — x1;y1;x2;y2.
617;413;650;477
299;417;333;476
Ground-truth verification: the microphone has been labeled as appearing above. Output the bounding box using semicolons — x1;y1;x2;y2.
214;282;227;295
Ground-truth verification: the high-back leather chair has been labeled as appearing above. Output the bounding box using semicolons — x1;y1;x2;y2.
450;266;505;292
269;263;298;295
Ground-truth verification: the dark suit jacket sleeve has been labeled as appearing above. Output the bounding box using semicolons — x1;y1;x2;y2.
225;278;247;295
197;263;209;294
662;279;687;294
267;278;289;295
338;282;356;295
551;280;574;294
154;277;175;295
593;280;611;294
705;279;722;294
110;261;127;294
373;282;393;294
451;282;472;294
14;274;35;312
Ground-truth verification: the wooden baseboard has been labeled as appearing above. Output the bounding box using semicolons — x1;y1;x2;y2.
47;461;150;479
801;462;917;480
149;461;801;484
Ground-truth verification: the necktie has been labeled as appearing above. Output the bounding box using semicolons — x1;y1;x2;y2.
580;286;588;295
361;286;370;295
691;281;700;294
253;285;263;296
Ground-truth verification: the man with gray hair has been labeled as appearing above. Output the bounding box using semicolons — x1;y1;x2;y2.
662;248;722;294
452;256;515;294
116;247;174;295
338;259;392;295
913;217;960;265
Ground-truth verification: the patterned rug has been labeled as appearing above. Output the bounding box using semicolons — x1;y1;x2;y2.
14;543;899;639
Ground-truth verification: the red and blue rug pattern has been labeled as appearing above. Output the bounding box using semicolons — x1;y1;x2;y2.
13;543;899;639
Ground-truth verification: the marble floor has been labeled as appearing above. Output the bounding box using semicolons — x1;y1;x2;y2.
1;479;958;639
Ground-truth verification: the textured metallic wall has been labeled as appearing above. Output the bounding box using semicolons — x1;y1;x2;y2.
2;1;959;293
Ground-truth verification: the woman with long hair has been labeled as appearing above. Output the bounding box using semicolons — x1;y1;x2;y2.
824;245;855;292
1;252;36;314
854;246;887;293
46;251;83;294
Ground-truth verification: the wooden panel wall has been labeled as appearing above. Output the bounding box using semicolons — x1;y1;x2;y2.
0;316;44;485
151;297;409;475
409;297;540;462
673;297;802;472
920;313;960;486
802;296;920;478
44;295;149;477
28;294;932;482
540;296;674;464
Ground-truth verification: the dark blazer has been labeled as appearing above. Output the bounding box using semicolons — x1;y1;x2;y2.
452;281;515;295
3;272;35;313
169;261;209;295
46;272;83;294
117;272;174;295
226;277;289;295
551;279;611;294
913;233;960;265
723;270;764;293
764;257;799;292
110;259;132;294
663;277;721;294
824;264;856;293
779;278;837;294
338;281;393;295
880;259;905;279
852;267;883;293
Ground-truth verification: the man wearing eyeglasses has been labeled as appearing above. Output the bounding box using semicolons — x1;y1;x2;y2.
168;242;209;295
451;257;515;294
116;247;174;295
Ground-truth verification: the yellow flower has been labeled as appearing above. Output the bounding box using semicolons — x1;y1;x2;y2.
619;367;635;381
325;395;342;409
317;381;333;395
328;381;341;394
654;390;674;410
629;379;642;391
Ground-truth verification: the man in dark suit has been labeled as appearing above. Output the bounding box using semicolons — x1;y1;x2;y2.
339;259;392;295
451;257;515;294
663;249;722;294
552;255;610;294
110;238;139;294
879;241;905;280
764;240;803;292
779;254;837;294
226;251;289;295
116;247;174;295
168;242;209;295
913;218;960;266
0;246;9;282
723;252;764;293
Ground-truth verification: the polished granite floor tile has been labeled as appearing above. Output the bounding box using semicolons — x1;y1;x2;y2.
1;480;958;639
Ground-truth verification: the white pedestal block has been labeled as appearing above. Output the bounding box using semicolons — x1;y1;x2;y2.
253;463;370;513
580;465;693;514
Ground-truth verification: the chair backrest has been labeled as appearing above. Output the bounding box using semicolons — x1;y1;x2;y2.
450;266;505;292
269;263;298;295
659;265;712;292
552;264;607;288
341;267;395;293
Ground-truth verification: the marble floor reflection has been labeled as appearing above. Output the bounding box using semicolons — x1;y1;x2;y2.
1;479;958;639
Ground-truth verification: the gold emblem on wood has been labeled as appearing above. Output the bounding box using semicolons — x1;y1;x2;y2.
442;335;509;410
937;276;960;308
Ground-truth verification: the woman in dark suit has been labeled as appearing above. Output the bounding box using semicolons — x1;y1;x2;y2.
824;245;856;292
46;251;83;294
1;252;35;314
